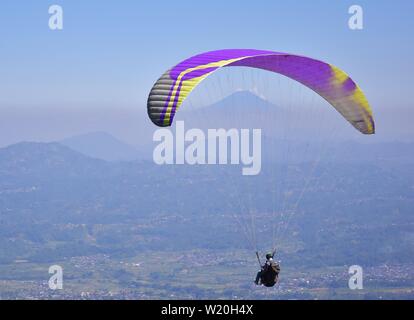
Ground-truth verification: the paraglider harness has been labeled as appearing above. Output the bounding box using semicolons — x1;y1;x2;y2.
255;251;280;287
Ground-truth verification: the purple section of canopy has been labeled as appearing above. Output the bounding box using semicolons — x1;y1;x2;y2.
169;49;275;80
343;77;357;92
228;55;356;97
228;55;330;95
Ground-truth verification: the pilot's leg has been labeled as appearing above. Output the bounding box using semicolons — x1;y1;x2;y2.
255;271;262;285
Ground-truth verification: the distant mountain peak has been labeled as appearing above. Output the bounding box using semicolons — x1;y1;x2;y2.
176;90;278;129
225;89;267;100
211;90;272;107
189;90;276;115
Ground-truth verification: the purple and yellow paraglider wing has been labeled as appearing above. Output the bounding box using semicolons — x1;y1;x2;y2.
147;49;374;134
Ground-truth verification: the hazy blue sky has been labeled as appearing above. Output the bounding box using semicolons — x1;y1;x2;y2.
0;1;413;145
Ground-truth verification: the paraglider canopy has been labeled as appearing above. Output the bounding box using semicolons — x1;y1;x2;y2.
147;49;374;134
